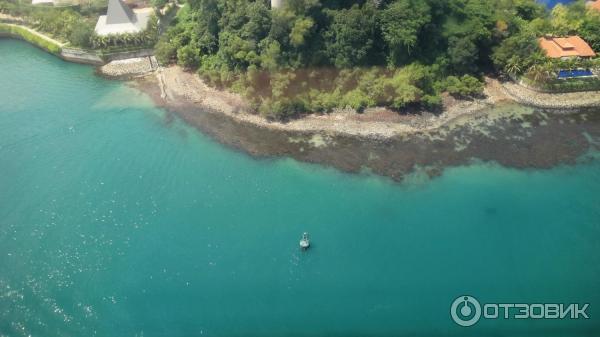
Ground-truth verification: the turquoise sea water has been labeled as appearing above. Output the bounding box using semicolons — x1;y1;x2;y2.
1;40;600;337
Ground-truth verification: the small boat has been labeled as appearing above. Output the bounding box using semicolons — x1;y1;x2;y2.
299;232;310;250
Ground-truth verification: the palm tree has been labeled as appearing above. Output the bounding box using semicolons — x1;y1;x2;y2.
100;35;109;49
542;61;557;79
91;35;98;49
505;57;523;76
580;58;593;70
122;33;132;47
565;58;577;71
133;33;143;46
527;64;546;83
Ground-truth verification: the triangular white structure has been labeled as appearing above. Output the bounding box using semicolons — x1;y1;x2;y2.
106;0;136;25
94;0;153;36
32;0;76;5
271;0;284;9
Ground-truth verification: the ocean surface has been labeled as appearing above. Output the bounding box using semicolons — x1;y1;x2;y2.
1;40;600;337
538;0;574;8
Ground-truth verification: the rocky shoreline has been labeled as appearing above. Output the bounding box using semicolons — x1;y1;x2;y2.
3;26;600;180
97;56;159;80
131;66;600;181
502;81;600;111
3;28;598;134
135;66;514;140
130;66;600;140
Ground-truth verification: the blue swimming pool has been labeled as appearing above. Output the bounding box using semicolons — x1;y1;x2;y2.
558;69;594;79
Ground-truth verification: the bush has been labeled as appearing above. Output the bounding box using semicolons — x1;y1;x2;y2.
0;23;62;54
154;37;177;65
177;45;200;69
492;32;541;75
341;89;374;112
259;98;305;120
68;23;93;48
31;9;83;41
443;75;484;98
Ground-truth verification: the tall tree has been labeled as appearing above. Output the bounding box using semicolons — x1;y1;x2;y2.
380;0;431;66
323;4;378;68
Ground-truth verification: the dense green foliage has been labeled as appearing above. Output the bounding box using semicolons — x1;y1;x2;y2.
0;22;62;53
0;0;96;47
90;16;159;50
0;0;158;49
159;0;600;118
492;0;600;79
5;0;600;118
441;75;485;98
32;8;96;47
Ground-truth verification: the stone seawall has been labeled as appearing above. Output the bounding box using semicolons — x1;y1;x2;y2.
97;56;158;79
104;49;154;62
1;22;155;66
502;81;600;111
59;48;155;66
60;48;104;65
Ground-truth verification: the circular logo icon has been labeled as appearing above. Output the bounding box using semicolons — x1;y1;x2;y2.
451;295;481;327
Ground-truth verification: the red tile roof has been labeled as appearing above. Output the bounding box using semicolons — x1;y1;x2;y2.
588;0;600;12
538;36;596;58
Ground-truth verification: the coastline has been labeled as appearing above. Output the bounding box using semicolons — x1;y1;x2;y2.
133;66;600;140
131;66;600;180
0;21;154;66
502;81;600;110
2;36;600;179
1;30;599;136
135;66;512;140
5;36;600;337
0;22;63;55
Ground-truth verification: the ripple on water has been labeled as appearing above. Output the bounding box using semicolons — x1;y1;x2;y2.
2;39;600;337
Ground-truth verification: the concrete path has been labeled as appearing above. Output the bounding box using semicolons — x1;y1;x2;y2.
1;16;66;48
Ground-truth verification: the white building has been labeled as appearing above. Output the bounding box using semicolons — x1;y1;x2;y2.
94;0;152;36
31;0;54;5
32;0;80;6
271;0;284;9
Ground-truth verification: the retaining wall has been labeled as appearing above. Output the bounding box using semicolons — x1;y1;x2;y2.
60;48;155;65
1;22;155;66
60;48;104;65
103;49;154;62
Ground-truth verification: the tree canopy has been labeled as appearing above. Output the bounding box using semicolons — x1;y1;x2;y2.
153;0;600;119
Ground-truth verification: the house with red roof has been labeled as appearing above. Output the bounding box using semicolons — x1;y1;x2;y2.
588;0;600;12
538;36;596;59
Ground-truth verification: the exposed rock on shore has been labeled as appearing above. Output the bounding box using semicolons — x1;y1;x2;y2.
148;66;512;140
132;69;600;181
98;57;158;79
502;81;600;110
